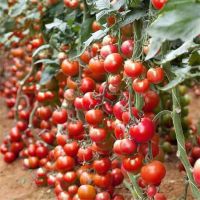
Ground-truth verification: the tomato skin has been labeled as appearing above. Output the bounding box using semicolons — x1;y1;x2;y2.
93;173;113;188
104;53;123;73
89;127;107;143
82;92;100;110
93;158;111;174
61;59;79;76
141;160;166;185
121;40;134;58
85;109;103;125
147;67;164;84
193;158;200;186
78;185;96;200
89;57;105;75
95;192;111;200
143;90;160;112
92;21;101;32
154;193;167;200
80;77;96;93
120;139;137;155
77;147;93;162
64;141;79;157
100;44;118;58
55;156;75;172
67;120;84;137
129;117;155;143
52;109;68;124
124;60;144;78
132;78;149;93
151;0;167;10
4;152;16;163
122;154;143;172
111;168;124;186
113;101;126;121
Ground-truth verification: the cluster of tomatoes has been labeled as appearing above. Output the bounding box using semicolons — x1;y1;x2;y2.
1;0;200;200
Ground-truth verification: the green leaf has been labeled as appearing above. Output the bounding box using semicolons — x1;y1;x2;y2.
9;0;27;17
162;41;197;64
148;3;200;42
0;0;8;10
119;10;146;28
33;45;51;58
159;77;184;91
111;0;125;11
189;50;200;66
34;59;59;65
96;0;110;10
40;65;59;85
46;18;67;33
81;17;95;43
145;37;163;60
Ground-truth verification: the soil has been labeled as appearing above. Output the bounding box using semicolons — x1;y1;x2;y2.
0;92;199;200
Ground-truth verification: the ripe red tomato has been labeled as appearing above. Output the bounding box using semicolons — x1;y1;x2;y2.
147;67;164;84
82;92;100;110
52;109;68;124
193;158;200;186
78;185;96;200
121;40;134;57
89;127;107;143
122;154;143;172
93;173;112;188
154;193;167;200
80;50;91;64
80;77;96;93
93;158;111;174
85;109;103;125
77;147;93;162
143;90;160;112
113;101;126;121
92;21;101;32
124;60;144;78
100;44;118;58
4;152;16;163
55;156;75;172
104;53;123;73
63;171;77;183
36;146;48;159
64;141;79;157
129;117;155;143
95;192;111;200
64;0;79;9
38;106;52;120
141;160;166;185
120;139;137;155
61;59;79;76
10;126;21;142
132;78;149;93
111;168;124;186
67;120;84;137
89;57;105;75
151;0;167;10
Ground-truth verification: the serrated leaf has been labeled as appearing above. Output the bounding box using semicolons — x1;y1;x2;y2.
119;10;146;28
9;0;27;17
96;10;109;21
96;0;110;10
40;65;59;85
111;0;125;10
162;41;196;63
33;44;51;57
81;17;95;42
189;50;200;66
34;59;58;65
145;37;163;60
46;18;67;33
159;77;184;91
148;3;200;42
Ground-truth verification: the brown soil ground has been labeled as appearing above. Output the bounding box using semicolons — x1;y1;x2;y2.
0;92;199;200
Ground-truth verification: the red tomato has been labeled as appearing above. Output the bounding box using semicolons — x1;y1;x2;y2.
52;109;68;124
89;127;107;143
67;120;84;137
154;193;167;200
132;78;149;93
122;154;143;172
129;117;155;143
92;21;101;32
77;147;93;162
120;139;137;155
85;109;103;125
61;59;79;76
100;44;118;58
89;57;105;75
64;141;79;157
193;158;200;186
93;173;113;188
80;77;96;93
124;60;144;78
93;158;111;174
4;152;16;163
95;192;111;200
151;0;167;10
141;160;166;185
55;156;75;172
111;168;124;186
147;67;164;84
121;40;134;58
104;53;123;73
